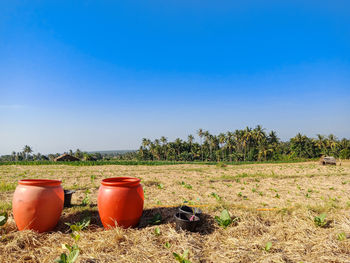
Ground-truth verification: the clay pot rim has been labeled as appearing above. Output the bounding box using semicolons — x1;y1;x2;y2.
101;177;141;187
18;179;62;186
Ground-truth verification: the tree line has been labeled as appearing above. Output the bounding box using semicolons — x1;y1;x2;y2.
137;126;350;162
1;126;349;162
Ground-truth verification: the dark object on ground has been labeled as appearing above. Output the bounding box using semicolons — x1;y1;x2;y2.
174;212;200;232
178;205;202;218
54;153;80;162
319;156;336;165
64;190;76;207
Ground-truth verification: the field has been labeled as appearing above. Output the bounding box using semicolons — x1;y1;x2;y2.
1;161;350;262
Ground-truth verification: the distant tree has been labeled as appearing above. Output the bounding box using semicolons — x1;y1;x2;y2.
22;145;33;160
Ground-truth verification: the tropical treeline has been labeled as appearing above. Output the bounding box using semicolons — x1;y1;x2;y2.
0;147;127;162
1;126;349;162
137;126;350;161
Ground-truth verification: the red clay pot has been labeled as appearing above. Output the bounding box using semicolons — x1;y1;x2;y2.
12;179;64;233
98;177;144;229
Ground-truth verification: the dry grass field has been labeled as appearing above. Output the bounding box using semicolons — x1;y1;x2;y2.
1;161;350;263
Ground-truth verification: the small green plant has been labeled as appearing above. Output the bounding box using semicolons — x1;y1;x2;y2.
305;193;310;198
264;242;272;252
148;213;162;225
90;174;96;183
81;190;90;206
237;192;242;197
337;232;346;241
215;209;238;228
55;244;79;263
210;192;222;201
65;217;90;242
252;188;256;193
314;213;327;227
164;242;171;248
154;226;161;236
275;193;280;198
0;211;8;226
181;181;192;189
157;183;164;189
173;249;191;263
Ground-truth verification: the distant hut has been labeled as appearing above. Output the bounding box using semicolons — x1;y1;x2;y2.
319;156;336;166
54;153;80;162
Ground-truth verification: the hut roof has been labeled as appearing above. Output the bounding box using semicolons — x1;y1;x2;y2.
54;153;80;162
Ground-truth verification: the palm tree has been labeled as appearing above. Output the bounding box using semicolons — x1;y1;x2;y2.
160;136;168;160
187;134;194;157
197;129;204;161
243;127;252;161
226;132;234;162
218;133;226;161
23;145;33;160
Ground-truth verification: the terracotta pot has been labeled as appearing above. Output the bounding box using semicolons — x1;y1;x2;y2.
98;177;144;229
12;179;64;233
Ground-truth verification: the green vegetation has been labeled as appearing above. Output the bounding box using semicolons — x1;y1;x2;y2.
215;209;238;228
264;242;272;252
314;213;327;227
173;250;191;263
0;212;8;226
1;126;349;164
0;181;17;192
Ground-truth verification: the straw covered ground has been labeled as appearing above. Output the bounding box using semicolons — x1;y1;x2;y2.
0;161;350;263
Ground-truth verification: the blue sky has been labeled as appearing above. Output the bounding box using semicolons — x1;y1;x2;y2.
0;1;349;155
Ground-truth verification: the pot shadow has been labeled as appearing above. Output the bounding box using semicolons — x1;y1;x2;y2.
138;206;216;235
55;208;103;233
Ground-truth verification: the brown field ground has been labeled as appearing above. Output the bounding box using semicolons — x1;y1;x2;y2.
0;161;350;263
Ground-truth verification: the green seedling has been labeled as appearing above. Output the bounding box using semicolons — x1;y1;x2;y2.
337;232;346;241
215;209;238;228
55;244;79;263
264;242;272;252
90;175;96;183
157;183;164;189
154;227;161;236
148;213;162;225
0;211;8;226
275;194;280;198
210;192;221;201
252;188;256;193
173;249;191;263
164;242;171;248
65;217;91;232
181;181;192;189
81;190;90;206
314;213;327;227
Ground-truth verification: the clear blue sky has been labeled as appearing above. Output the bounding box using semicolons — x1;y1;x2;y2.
1;1;349;155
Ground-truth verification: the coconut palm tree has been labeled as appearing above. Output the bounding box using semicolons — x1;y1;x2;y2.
197;129;204;161
22;145;33;160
